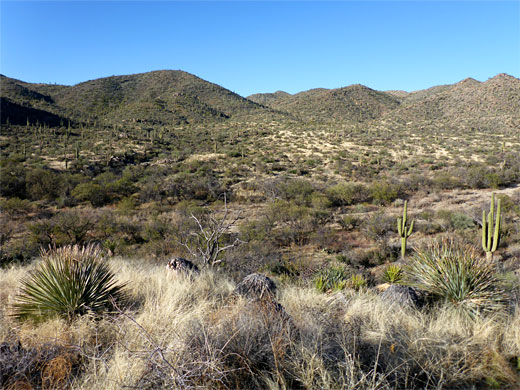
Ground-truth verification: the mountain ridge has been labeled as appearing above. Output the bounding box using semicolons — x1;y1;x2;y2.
1;71;518;129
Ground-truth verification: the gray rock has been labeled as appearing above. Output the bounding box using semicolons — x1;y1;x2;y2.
380;285;421;309
166;257;200;275
234;273;277;300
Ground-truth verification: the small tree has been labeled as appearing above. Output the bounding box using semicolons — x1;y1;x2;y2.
180;194;244;267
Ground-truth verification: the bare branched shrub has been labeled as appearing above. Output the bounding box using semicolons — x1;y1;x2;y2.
179;194;244;267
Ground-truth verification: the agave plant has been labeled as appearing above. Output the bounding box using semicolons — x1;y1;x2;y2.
11;244;128;322
405;239;506;318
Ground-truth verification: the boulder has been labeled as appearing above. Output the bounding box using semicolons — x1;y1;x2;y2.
380;285;421;309
233;273;277;300
166;257;200;275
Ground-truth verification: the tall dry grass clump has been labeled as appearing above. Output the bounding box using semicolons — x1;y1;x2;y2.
1;257;519;389
405;239;507;317
11;244;128;322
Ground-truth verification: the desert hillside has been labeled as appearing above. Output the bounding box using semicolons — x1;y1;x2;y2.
1;71;519;389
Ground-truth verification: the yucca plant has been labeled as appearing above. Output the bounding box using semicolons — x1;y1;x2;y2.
11;244;128;322
383;264;403;284
347;274;367;291
405;239;506;318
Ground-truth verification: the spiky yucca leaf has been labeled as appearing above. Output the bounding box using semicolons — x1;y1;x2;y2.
406;239;506;318
383;264;403;284
11;245;128;322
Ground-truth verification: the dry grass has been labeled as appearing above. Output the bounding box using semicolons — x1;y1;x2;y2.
1;257;519;389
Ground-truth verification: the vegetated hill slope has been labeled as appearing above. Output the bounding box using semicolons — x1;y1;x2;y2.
2;71;519;129
247;90;291;106
381;74;520;130
249;84;401;123
0;75;71;125
1;71;282;126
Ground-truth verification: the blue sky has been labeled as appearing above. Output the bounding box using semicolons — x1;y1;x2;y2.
1;1;519;96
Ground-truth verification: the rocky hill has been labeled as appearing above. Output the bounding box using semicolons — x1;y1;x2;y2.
2;71;519;130
0;70;281;126
248;85;401;123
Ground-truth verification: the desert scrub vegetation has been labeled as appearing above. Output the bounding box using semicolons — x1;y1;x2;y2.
1;257;519;389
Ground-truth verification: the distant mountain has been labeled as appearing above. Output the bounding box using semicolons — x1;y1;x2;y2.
1;71;519;130
383;74;520;130
248;84;401;123
1;70;280;126
248;91;291;106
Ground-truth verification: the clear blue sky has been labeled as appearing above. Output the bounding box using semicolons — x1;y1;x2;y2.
1;1;519;96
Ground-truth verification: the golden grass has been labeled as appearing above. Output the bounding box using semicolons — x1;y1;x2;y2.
1;257;519;389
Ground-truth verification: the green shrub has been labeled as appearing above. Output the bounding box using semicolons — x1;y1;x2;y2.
405;240;506;317
437;210;475;231
11;244;128;322
71;182;111;207
326;182;367;206
338;214;361;231
0;158;27;198
279;178;315;206
0;197;34;217
369;181;400;205
26;168;63;200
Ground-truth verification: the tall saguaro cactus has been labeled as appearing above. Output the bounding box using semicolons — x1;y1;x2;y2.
482;193;502;261
397;200;414;259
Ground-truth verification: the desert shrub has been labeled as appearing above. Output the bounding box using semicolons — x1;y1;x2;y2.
240;217;274;243
116;196;137;213
432;171;463;190
463;166;490;189
0;237;39;267
498;194;520;217
0;158;27;198
268;200;318;246
11;244;128;322
363;212;396;242
52;210;96;245
405;240;507;317
26;168;63;200
0;340;80;390
326;182;368;206
27;218;58;247
0;197;34;217
437;210;475;231
358;243;400;266
338;214;361;231
369;181;400;205
278;178;315;206
71;182;111;207
383;264;403;284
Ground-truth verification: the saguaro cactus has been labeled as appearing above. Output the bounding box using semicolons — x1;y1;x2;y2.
482;193;501;261
397;200;414;259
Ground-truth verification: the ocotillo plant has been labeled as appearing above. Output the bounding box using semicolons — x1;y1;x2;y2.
397;200;414;259
482;193;501;261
